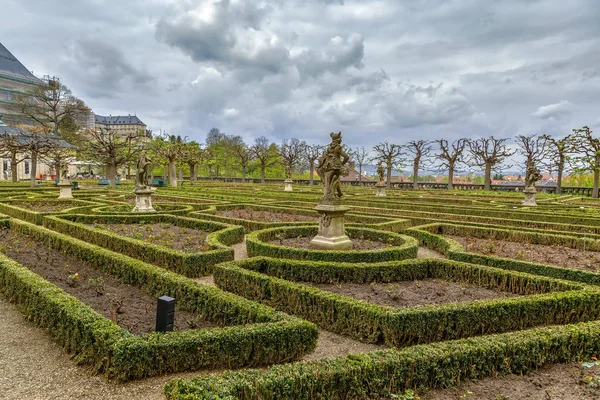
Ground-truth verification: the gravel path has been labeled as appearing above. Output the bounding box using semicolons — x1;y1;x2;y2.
417;246;446;259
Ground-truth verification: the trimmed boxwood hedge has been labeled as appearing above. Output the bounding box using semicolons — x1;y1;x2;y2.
190;203;411;233
164;320;600;399
90;203;196;215
0;219;318;381
405;223;600;287
213;257;600;347
42;214;244;277
246;225;418;263
0;198;104;224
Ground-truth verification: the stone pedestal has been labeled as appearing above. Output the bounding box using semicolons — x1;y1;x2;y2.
57;181;73;199
375;183;387;197
309;202;353;250
522;186;537;206
132;188;156;212
284;179;293;192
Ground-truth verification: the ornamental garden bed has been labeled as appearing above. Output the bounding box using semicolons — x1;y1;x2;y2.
0;219;317;381
213;257;600;347
0;227;215;335
246;226;418;263
0;198;103;225
90;203;196;215
43;214;244;277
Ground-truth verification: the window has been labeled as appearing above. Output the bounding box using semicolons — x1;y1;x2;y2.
24;160;30;175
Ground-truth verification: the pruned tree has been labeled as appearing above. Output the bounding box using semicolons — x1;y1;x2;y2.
9;80;89;141
570;126;600;198
406;140;434;189
542;134;573;195
467;137;515;191
353;146;369;183
227;136;253;182
305;144;324;185
372;142;406;185
150;133;186;186
180;141;205;183
280;138;306;180
252;136;279;183
436;138;469;190
78;128;141;186
515;134;548;189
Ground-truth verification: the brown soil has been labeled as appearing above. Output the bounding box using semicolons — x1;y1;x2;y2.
10;201;77;212
303;329;384;361
0;228;218;335
216;208;316;222
307;279;517;308
417;247;446;259
271;236;388;250
90;223;210;253
449;235;600;272
419;362;600;400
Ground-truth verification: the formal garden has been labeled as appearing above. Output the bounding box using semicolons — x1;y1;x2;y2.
3;165;600;400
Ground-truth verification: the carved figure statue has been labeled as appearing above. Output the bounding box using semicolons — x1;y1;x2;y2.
136;151;152;189
377;162;385;184
316;132;350;202
525;159;541;188
60;166;69;180
285;164;292;180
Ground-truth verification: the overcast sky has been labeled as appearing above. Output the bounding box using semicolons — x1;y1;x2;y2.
2;0;600;150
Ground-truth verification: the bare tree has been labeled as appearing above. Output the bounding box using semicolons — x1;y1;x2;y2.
515;134;548;188
467;137;515;191
180;141;205;183
353;146;369;183
280;138;306;180
542;134;573;195
252;136;279;183
150;133;186;187
570;126;600;198
436;138;469;190
227;136;253;182
372;142;406;185
305;144;324;185
406;140;434;189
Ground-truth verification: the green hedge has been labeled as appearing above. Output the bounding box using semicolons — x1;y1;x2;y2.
246;226;418;263
43;214;244;277
165;320;600;399
0;219;318;381
405;224;600;286
0;199;103;224
213;257;599;347
91;203;196;215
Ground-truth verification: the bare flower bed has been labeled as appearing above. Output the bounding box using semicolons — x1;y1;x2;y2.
89;223;210;253
0;228;216;335
269;236;388;250
216;208;316;222
307;279;517;308
448;235;600;272
10;201;77;212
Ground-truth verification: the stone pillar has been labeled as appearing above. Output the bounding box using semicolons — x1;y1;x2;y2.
132;188;156;212
57;181;73;199
375;182;387;197
522;186;537;206
309;203;353;250
284;179;293;192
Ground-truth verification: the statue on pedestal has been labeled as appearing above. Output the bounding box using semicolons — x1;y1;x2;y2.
60;166;69;181
525;159;541;188
377;162;385;184
316;132;350;203
136;151;152;190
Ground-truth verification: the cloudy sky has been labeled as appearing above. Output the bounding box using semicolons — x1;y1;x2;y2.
3;0;600;150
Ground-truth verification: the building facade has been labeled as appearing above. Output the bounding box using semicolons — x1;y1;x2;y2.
94;114;147;137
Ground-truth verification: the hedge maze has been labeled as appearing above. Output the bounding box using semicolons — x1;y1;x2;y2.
2;183;600;398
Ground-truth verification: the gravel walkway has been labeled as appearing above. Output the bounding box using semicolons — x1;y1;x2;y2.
417;246;446;259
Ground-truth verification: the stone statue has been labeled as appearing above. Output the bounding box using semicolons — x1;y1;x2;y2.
525;159;541;188
136;151;152;189
60;166;69;180
316;132;350;202
377;162;385;184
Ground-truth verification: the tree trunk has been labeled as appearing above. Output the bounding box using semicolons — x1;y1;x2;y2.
594;163;600;199
178;167;183;183
309;161;315;185
30;151;38;188
447;165;454;190
412;161;419;190
188;162;197;183
168;159;177;187
556;161;563;195
386;162;392;185
11;151;18;183
241;164;247;183
484;162;492;191
107;163;117;187
261;166;266;184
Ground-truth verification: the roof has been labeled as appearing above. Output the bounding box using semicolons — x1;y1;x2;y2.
95;114;145;126
0;123;73;148
0;42;42;83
